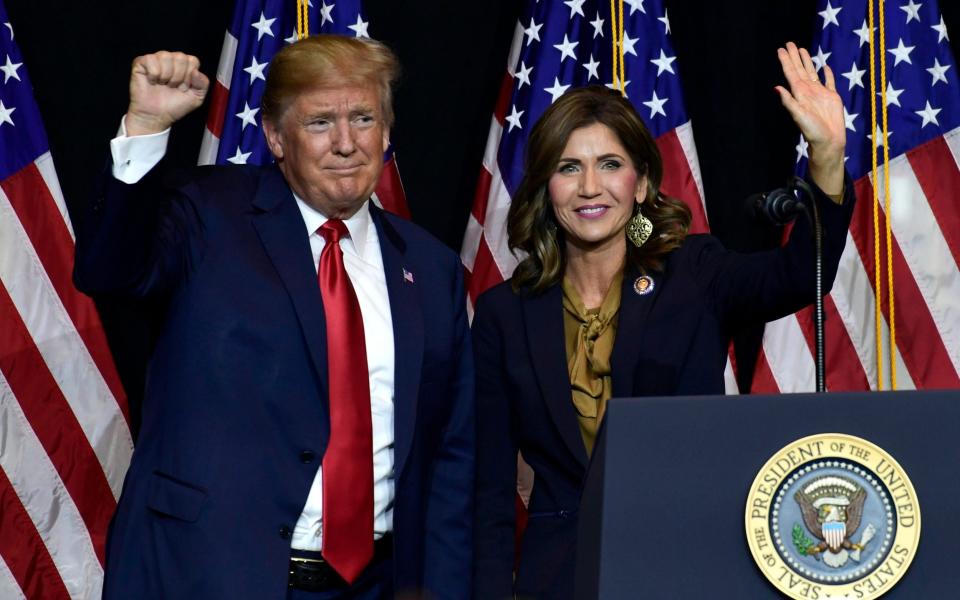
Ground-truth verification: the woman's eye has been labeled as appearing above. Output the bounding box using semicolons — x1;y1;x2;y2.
601;160;621;170
558;163;578;173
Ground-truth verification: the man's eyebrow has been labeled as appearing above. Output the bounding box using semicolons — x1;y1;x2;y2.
299;105;376;121
349;104;376;116
300;109;334;122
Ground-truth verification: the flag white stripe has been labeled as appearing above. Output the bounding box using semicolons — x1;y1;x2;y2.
0;557;27;600
0;191;132;498
875;158;960;374
215;31;238;90
198;31;238;167
943;127;960;174
762;315;816;393
461;214;483;271
0;374;102;600
35;153;72;240
484;161;521;280
831;233;878;387
506;23;524;75
723;357;739;394
198;131;221;167
831;232;916;390
674;121;706;212
482;116;503;174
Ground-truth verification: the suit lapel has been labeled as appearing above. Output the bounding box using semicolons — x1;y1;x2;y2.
370;206;423;479
611;270;662;398
522;286;588;469
250;167;331;443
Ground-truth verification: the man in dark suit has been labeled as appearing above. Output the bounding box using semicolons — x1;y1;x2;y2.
74;36;474;599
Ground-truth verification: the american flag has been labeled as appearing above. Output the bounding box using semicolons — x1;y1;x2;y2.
199;0;409;218
460;0;737;393
0;2;133;598
753;0;960;392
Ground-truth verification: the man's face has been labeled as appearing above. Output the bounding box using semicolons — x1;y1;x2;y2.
263;85;389;218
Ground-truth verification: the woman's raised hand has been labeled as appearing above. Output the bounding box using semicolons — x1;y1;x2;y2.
775;42;846;196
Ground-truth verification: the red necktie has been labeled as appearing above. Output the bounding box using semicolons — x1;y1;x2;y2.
317;219;374;583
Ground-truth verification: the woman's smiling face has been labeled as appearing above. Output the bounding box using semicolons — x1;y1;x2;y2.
547;122;647;252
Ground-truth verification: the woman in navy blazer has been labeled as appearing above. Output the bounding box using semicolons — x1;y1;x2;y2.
473;44;855;599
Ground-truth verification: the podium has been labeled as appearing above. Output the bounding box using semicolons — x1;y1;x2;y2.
574;390;960;598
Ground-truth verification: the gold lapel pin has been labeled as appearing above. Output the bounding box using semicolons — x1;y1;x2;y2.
633;275;655;296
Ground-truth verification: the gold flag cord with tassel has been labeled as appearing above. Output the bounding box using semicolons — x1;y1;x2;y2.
297;0;310;40
867;0;897;390
609;0;626;95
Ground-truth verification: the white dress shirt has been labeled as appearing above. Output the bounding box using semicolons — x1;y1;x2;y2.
111;119;396;551
290;195;395;550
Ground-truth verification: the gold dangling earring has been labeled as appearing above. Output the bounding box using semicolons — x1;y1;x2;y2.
626;207;653;248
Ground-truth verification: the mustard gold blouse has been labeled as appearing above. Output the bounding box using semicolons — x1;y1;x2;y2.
561;272;622;455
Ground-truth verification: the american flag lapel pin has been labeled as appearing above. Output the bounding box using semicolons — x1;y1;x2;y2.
403;268;415;284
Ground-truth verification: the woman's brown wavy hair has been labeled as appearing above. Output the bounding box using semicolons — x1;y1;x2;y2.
508;86;692;294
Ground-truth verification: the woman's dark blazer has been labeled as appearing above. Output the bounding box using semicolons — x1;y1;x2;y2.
472;179;854;600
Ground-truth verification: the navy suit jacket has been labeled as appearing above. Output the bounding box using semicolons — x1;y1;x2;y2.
74;162;474;599
472;180;854;599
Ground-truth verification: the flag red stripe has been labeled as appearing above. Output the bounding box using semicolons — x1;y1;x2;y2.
655;130;709;234
0;468;71;600
794;299;871;391
906;136;960;268
472;167;493;224
466;236;506;304
725;341;739;381
375;157;410;218
821;296;871;390
205;81;230;139
1;164;129;418
0;283;116;565
513;492;528;570
493;72;514;125
850;177;959;387
751;348;781;393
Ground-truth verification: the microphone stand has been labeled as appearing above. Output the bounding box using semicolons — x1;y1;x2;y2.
788;177;826;393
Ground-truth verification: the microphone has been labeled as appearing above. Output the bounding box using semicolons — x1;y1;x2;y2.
752;185;806;225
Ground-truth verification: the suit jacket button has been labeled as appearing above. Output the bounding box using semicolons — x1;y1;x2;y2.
279;525;291;540
299;450;315;464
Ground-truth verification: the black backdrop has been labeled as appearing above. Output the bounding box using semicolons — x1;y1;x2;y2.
8;1;959;430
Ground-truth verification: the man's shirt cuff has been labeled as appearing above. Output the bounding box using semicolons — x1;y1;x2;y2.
110;116;171;184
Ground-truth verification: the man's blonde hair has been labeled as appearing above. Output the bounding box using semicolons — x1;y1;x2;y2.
262;35;400;127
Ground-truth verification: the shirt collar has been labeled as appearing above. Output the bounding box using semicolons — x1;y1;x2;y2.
293;193;371;260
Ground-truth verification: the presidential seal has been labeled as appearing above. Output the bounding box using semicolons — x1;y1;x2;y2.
745;434;920;599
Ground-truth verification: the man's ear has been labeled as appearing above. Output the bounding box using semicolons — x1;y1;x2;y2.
382;126;391;152
263;118;284;160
